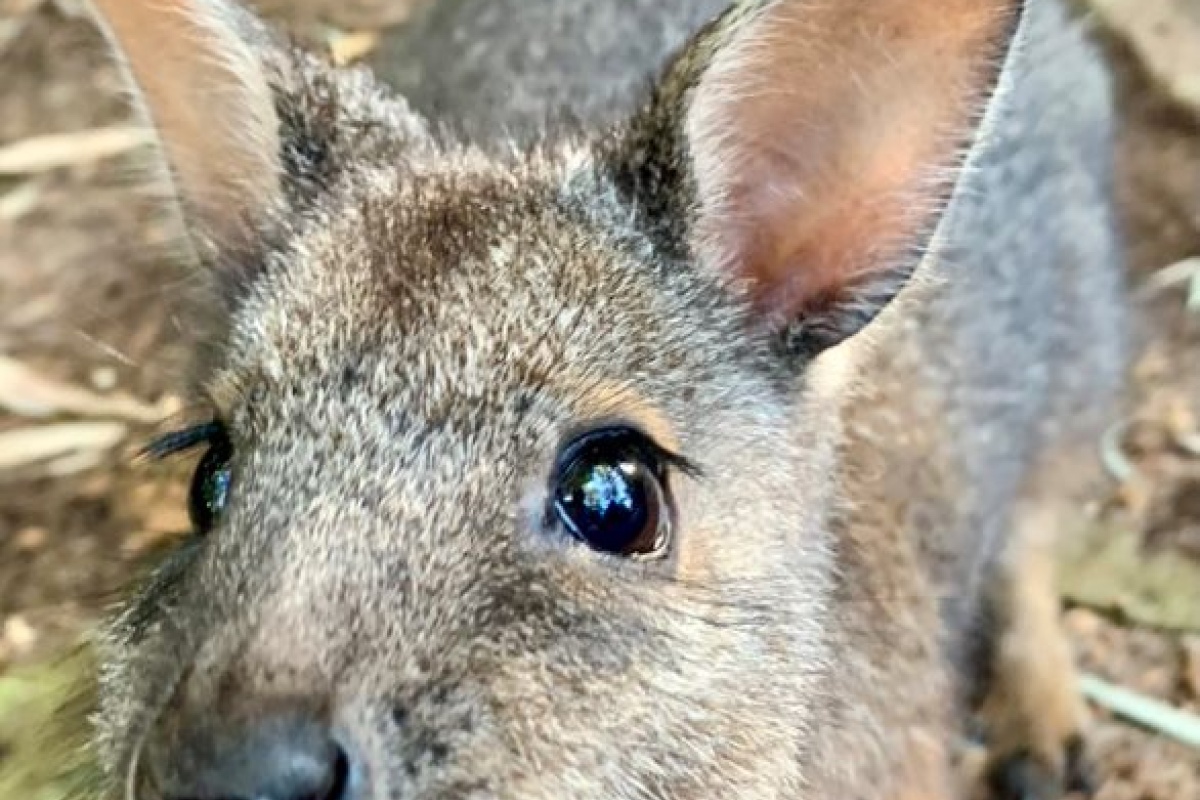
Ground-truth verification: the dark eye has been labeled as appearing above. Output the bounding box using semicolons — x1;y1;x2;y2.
551;426;676;559
188;429;233;534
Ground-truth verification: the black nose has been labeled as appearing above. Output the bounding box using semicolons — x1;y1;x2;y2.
144;711;353;800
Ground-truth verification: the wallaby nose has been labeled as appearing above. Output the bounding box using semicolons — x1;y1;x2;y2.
144;711;354;800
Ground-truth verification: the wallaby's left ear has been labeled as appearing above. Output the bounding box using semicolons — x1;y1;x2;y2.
90;0;433;286
89;0;285;255
623;0;1025;356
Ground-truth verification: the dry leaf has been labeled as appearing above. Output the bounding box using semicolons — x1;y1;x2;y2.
1060;521;1200;632
329;29;380;65
1089;0;1200;113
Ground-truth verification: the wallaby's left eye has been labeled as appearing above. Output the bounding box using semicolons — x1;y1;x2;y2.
551;426;676;559
187;430;233;535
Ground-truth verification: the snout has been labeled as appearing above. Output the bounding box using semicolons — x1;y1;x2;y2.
136;706;361;800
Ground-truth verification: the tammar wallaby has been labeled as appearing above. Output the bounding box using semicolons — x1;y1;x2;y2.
81;0;1128;798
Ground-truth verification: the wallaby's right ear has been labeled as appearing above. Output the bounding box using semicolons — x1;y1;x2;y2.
617;0;1025;360
89;0;284;257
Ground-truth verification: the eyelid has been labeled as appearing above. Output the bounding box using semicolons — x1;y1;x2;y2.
553;421;701;481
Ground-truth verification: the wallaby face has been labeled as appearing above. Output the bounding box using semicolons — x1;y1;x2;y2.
85;1;1035;799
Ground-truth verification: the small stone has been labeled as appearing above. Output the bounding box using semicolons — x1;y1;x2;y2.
89;366;118;391
1064;607;1104;638
2;615;37;657
13;526;47;551
157;394;186;417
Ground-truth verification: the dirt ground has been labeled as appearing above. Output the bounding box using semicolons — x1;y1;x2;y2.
0;0;1198;798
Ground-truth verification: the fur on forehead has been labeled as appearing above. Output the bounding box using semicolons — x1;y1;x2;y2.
204;141;759;419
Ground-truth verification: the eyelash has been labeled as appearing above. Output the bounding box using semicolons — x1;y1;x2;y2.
142;421;225;461
552;426;702;484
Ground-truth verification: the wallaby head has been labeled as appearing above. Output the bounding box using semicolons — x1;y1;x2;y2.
87;0;1023;798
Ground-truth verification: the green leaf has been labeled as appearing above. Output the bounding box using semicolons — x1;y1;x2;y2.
1061;521;1200;632
0;644;97;800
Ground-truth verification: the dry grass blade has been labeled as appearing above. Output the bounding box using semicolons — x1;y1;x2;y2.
1099;418;1138;484
0;421;127;471
0;125;153;175
1080;673;1200;749
0;355;164;422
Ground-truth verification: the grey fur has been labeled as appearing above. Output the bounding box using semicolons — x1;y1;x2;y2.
369;0;730;140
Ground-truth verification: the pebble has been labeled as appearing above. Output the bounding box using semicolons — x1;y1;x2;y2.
1;615;37;657
89;366;117;391
13;526;47;552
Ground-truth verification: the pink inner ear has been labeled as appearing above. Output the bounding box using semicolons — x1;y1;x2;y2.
737;109;939;320
685;0;1019;323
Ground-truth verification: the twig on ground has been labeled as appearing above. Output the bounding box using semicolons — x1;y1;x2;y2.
0;125;152;175
0;355;164;422
1080;672;1200;750
0;421;127;472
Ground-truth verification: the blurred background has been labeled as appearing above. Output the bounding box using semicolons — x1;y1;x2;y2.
0;0;1197;797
